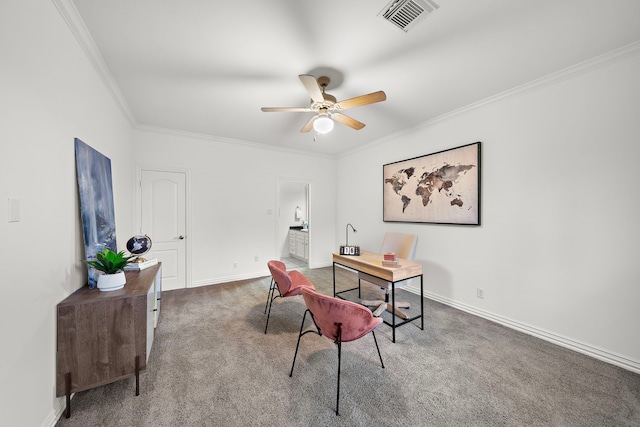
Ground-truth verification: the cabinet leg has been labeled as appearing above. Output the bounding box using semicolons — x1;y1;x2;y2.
135;355;140;396
65;372;71;418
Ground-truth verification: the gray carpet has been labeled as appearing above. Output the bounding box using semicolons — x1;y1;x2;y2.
56;266;640;426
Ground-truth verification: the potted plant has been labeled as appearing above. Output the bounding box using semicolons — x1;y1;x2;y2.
86;248;134;291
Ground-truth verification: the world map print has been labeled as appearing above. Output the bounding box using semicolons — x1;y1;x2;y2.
383;142;480;225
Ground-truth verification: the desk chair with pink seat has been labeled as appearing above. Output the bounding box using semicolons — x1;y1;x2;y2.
289;288;385;415
264;260;315;334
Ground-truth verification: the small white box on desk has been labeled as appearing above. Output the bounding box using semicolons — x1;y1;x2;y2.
125;258;158;271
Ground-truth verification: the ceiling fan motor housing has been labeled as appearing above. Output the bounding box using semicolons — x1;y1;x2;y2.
317;76;330;88
311;76;337;108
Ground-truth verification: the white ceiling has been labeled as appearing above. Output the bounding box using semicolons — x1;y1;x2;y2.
68;0;640;156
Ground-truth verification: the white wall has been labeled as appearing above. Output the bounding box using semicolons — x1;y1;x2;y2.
336;52;640;371
132;129;336;284
0;1;136;425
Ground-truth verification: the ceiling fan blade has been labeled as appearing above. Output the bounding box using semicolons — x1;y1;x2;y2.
334;91;386;110
300;115;316;133
332;112;365;130
299;74;324;103
261;107;312;112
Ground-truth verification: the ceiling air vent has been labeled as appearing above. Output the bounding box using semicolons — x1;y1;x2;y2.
378;0;439;33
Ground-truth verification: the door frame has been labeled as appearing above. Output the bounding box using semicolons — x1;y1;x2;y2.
136;166;192;288
275;177;311;265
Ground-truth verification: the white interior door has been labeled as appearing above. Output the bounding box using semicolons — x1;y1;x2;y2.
140;170;187;291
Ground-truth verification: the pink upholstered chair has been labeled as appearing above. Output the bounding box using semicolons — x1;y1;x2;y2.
264;260;315;334
289;288;385;416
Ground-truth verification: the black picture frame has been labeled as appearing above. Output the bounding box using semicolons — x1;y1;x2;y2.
383;141;481;225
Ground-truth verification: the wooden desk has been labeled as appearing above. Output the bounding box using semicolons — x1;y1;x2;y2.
332;251;423;342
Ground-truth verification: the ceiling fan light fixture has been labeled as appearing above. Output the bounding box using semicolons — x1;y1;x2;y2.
313;116;334;134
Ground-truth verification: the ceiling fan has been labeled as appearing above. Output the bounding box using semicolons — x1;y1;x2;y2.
261;74;386;134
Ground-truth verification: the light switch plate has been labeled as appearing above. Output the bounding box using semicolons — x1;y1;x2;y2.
8;198;20;222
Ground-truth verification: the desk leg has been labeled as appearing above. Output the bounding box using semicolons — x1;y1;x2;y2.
391;282;396;343
420;274;424;330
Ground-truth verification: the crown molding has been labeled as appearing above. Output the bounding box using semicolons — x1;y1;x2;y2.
52;0;137;126
341;40;640;158
428;40;640;125
135;124;336;160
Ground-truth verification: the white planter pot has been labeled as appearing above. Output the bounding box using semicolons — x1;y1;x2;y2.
97;271;126;291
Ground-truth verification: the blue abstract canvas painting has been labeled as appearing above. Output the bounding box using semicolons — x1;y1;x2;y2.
75;138;117;288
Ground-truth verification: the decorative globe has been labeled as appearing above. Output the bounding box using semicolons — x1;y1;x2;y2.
126;235;152;262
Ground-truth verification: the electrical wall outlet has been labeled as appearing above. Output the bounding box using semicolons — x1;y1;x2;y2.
254;255;259;262
477;288;485;299
8;198;20;222
233;262;237;269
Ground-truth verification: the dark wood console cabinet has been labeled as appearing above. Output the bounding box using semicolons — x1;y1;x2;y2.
56;264;162;417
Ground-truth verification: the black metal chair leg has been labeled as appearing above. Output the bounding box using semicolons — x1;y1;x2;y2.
264;279;275;314
371;330;385;369
290;310;311;376
264;295;275;334
335;323;343;416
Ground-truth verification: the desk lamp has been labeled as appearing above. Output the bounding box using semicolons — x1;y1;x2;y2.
340;223;360;256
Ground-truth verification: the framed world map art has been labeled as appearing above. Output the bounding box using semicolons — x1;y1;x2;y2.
383;142;481;225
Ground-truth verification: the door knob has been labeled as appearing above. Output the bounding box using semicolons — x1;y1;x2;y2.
178;235;185;240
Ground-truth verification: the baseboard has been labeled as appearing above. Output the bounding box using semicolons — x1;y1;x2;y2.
42;395;72;427
191;271;269;287
190;261;334;287
308;261;333;269
404;285;640;374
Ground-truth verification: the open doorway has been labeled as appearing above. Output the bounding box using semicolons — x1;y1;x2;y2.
276;178;310;269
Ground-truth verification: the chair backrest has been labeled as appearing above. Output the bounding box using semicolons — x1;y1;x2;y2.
268;259;286;272
301;288;382;343
379;232;418;261
267;260;292;295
